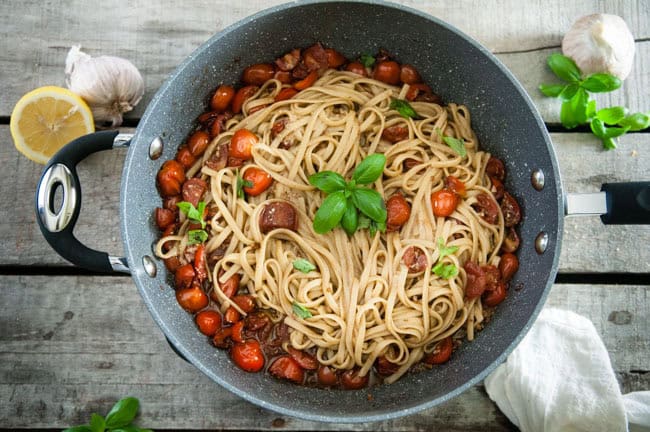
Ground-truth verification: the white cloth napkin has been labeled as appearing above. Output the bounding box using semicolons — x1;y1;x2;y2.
484;307;650;432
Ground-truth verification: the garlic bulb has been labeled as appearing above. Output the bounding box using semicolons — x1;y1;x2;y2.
65;45;144;127
562;14;635;80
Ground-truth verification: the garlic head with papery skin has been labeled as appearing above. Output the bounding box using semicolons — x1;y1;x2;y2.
562;14;635;80
65;45;144;127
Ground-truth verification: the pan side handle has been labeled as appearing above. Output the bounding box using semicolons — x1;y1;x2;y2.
566;182;650;225
35;130;133;273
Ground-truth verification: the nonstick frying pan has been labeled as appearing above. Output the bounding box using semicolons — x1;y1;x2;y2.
34;0;650;423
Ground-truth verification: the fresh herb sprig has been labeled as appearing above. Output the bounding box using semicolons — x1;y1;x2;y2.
236;170;253;199
435;128;467;157
293;258;316;273
177;201;208;244
292;302;313;319
431;238;459;279
63;397;151;432
309;154;387;236
539;53;650;150
390;98;420;119
359;53;376;68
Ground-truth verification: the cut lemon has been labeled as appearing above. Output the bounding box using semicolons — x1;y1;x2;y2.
10;86;94;164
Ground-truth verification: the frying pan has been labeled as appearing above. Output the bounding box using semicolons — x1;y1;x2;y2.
34;0;650;422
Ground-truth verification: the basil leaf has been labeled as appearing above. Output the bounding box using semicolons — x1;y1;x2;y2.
596;106;628;124
443;136;467;157
177;201;194;218
581;73;622;93
432;262;459;279
187;229;208;245
602;137;617;150
313;191;347;234
438;238;459;259
547;53;582;83
390;98;420;119
293;258;316;273
618;112;650;131
309;171;346;193
604;126;630;138
340;199;359;235
111;426;140;432
586;99;597;119
538;83;566;98
236;171;253;199
292;302;312;319
63;426;93;432
558;83;579;101
359;53;375;68
89;414;105;432
590;118;607;138
105;397;139;429
177;201;206;228
560;88;589;129
357;214;371;230
352;188;386;223
352;153;386;184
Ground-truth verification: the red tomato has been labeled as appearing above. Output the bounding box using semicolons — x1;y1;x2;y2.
242;167;273;196
464;262;487;299
157;160;186;197
242;63;276;85
483;281;507;307
187;130;210;157
195;310;222;336
231;340;265;372
325;48;346;68
229;129;258;160
211;272;240;302
232;295;256;313
231;320;245;343
445;175;467;198
274;87;298;102
501;227;520;253
373;61;400;84
499;253;519;282
375;356;399;376
293;70;318;90
286;346;319;370
175;287;208;313
425;336;453;365
224;306;241;324
194;244;207;283
381;124;409;143
231;85;258;114
212;327;233;348
340;369;369;389
163;256;181;273
501;192;522;227
474;192;499;224
431;189;459;217
175;146;196;169
174;263;195;290
210;85;235;112
268;355;305;383
345;62;367;76
317;365;338;386
399;64;421;84
486;157;506;181
405;83;432;101
402;246;428;273
386;193;411;231
154;207;176;230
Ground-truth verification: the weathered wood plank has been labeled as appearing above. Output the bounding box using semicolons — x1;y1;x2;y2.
1;0;648;121
1;126;648;272
0;276;647;429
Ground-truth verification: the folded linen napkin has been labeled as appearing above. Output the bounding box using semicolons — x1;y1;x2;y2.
484;307;649;432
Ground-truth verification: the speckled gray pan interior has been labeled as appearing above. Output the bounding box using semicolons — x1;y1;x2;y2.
121;0;563;422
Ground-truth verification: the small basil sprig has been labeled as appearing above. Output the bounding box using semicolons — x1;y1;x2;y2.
188;229;208;245
359;53;376;68
177;201;206;229
63;397;151;432
390;98;420;119
292;302;313;319
539;53;650;150
431;238;459;280
436;128;467;157
309;154;387;236
236;170;253;199
293;258;316;273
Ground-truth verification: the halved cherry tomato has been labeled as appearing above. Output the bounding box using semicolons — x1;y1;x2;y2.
340;369;369;389
501;192;522;227
325;48;346;68
375;356;399;376
242;63;275;85
486;157;506;181
373;61;400;84
231;85;258;114
499;253;519;282
474;192;499;224
212;272;240;301
229;129;258;160
274;87;298;102
489;176;505;200
381;124;408;143
195;310;222;336
224;306;241;324
269;355;305;383
176;287;208;313
164;256;181;273
231;320;245;343
425;336;453;365
403;158;420;171
317;365;338;386
399;64;421;84
445;175;467;198
293;70;318;90
187;131;210;157
157;160;186;197
345;62;367;76
405;83;432;101
212;327;233;348
210;85;235;112
194;244;207;282
242;167;273;196
286;346;318;370
154;207;176;230
274;70;292;84
232;295;256;313
483;264;500;292
501;227;521;253
175;146;196;169
464;262;486;299
386;193;411;231
483;281;507;307
402;246;428;273
431;189;459;217
174;264;195;290
231;340;265;372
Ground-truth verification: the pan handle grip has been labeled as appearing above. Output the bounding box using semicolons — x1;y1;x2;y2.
601;182;650;225
35;130;133;273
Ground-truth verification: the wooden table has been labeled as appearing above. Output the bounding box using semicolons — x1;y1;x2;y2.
1;1;648;430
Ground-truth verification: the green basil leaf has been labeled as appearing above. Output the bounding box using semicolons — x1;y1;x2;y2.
110;425;140;432
352;188;387;223
590;118;607;138
359;53;375;68
357;214;371;229
560;88;589;129
352;153;386;184
432;262;459;279
596;106;628;124
313;191;347;234
236;171;253;199
547;53;582;83
187;229;208;245
104;397;139;429
176;201;194;217
618;112;650;131
604;126;630;138
89;414;105;432
538;83;566;98
309;171;346;193
177;201;206;228
558;83;579;101
438;238;459;259
602;137;617;150
293;258;316;273
586;99;597;119
63;426;93;432
292;302;312;319
390;98;420;119
581;73;622;93
340;199;359;235
443;136;467;158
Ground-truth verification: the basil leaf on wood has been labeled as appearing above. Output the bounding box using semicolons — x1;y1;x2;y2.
547;53;582;82
618;112;650;131
581;73;622;93
105;397;139;429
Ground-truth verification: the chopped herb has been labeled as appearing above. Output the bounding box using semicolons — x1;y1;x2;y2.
293;258;316;273
236;170;253;199
292;302;313;319
436;128;467;157
187;229;208;245
177;201;206;229
432;262;459;279
359;53;375;68
438;238;459;259
390;98;420;119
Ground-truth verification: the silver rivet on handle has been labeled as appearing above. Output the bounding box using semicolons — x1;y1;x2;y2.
531;169;545;191
534;232;549;254
142;255;157;277
149;136;164;160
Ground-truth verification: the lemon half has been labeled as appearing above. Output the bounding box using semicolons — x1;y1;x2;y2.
10;86;94;164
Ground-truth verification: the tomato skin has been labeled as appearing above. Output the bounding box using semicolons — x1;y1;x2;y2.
399;64;421;84
232;295;256;313
229;129;258;160
174;263;195;290
293;70;318;90
286;347;318;370
154;207;176;230
499;253;519;282
445;175;467;198
474;192;499;224
231;340;265;372
325;48;346;68
381;124;408;143
486;157;506;181
431;189;459;217
175;146;196;169
375;355;399;376
231;320;245;343
402;246;428;273
345;62;367;76
483;281;507;307
242;167;273;196
242;63;275;86
317;365;339;386
274;87;298;102
195;310;222;336
210;85;235;112
194;244;207;283
501;227;520;253
176;287;208;313
164;256;181;273
501;192;522;227
386;193;411;231
425;336;453;365
224;306;241;324
405;83;432;101
269;355;305;383
211;272;240;302
373;61;400;84
464;262;487;299
340;369;369;390
187;131;210;157
212;327;233;348
157;160;186;197
231;85;258;114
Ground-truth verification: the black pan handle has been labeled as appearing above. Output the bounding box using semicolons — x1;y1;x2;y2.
35;130;133;273
601;182;650;225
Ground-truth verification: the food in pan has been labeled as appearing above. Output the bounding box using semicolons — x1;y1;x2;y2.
154;43;522;389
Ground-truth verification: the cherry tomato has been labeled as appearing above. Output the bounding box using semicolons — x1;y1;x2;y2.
499;253;519;282
340;369;369;390
375;356;399;376
212;327;233;348
483;281;507;307
405;83;432;101
164;256;181;273
224;306;241;324
445;175;467;198
229;128;258;160
317;365;339;386
474;192;499;224
174;263;195;290
194;244;207;283
373;61;400;84
381;124;408;143
324;48;346;68
231;85;258;114
232;295;256;313
242;167;273;196
175;146;196;169
154;207;176;230
195;310;222;336
402;246;428;273
501;192;522;227
271;118;288;137
269;355;305;384
286;346;318;370
231;340;265;372
431;189;459;217
501;227;520;253
242;63;275;85
386;193;411;231
483;264;500;293
231;320;245;343
293;70;318;90
274;87;298;102
399;64;421;84
402;158;420;171
274;70;292;84
176;287;208;313
187;131;210;157
244;312;271;332
425;336;453;365
486;157;506;181
464;262;486;299
489;176;505;200
157;160;186;197
345;62;367;76
212;272;240;302
210;85;235;112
